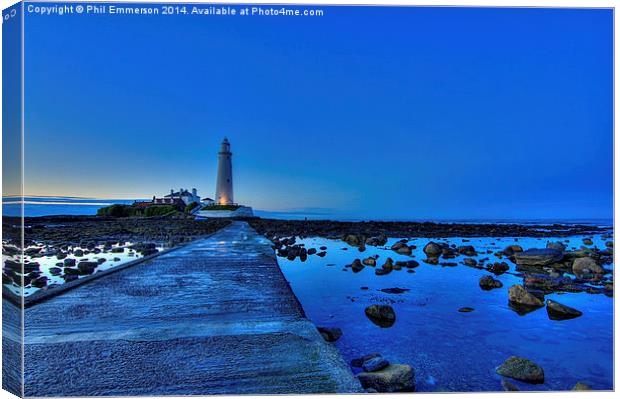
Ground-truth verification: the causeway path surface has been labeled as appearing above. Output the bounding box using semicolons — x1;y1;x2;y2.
23;221;361;396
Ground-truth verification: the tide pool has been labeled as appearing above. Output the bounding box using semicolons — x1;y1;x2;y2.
277;234;613;392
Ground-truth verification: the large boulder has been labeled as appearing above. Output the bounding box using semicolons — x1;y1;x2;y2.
391;242;412;256
503;245;524;256
572;257;604;276
365;304;396;328
357;364;415;392
488;262;509;274
496;356;544;384
508;284;544;310
514;248;563;266
546;299;582;321
479;275;503;290
423;242;443;257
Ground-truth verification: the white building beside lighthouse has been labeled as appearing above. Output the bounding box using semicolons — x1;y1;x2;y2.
215;137;234;205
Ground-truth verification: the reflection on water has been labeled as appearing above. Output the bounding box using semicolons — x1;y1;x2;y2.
277;234;613;392
2;241;164;297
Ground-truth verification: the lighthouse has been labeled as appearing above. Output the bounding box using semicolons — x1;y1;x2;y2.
215;137;234;205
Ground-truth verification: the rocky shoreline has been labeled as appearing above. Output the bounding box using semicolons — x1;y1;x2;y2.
3;215;230;247
248;218;610;240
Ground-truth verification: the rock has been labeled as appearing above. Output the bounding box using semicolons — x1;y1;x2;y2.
362;257;377;266
63;267;79;275
479;275;503;290
320;246;327;250
73;249;84;257
582;238;593;246
307;248;317;255
404;260;419;268
63;258;76;267
503;245;524;256
375;268;391;276
23;262;40;273
357;364;415;392
77;261;98;275
97;258;106;264
524;274;571;293
366;235;388;247
501;379;520;391
508;284;544;312
423;242;443;257
546;241;566;251
496;356;544;384
463;258;477;267
344;234;362;247
31;276;48;288
391;242;412;255
423;257;439;265
316;251;327;257
572;382;592;390
351;259;365;273
317;327;342;342
457;245;477;257
365;304;396;327
113;257;121;262
380;258;394;272
605;241;613;248
363;356;390;372
572;257;604;276
488;262;509;274
546;299;582;320
380;287;410;294
458;307;474;313
514;249;563;266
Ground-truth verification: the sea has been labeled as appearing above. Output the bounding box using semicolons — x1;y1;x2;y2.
1;196;614;228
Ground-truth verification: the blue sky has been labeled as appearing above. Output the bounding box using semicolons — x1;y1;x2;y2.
23;5;612;220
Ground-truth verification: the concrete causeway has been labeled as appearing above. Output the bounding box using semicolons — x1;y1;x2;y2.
22;221;361;396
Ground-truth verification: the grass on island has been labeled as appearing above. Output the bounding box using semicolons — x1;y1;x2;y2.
97;204;182;218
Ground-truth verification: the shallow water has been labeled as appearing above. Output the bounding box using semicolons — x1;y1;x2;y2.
2;241;164;297
277;234;613;392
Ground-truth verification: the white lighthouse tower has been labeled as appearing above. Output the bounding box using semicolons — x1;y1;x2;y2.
215;137;234;205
